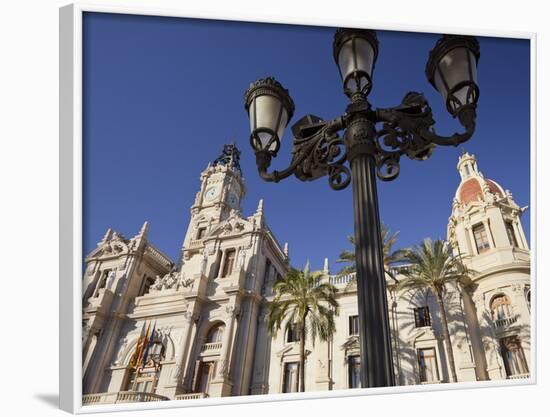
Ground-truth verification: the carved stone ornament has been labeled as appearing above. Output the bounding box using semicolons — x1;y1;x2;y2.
150;270;194;292
511;283;523;293
226;304;240;317
90;232;130;259
102;233;128;256
113;337;129;365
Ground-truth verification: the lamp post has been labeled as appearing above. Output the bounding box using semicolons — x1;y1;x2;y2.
244;29;480;388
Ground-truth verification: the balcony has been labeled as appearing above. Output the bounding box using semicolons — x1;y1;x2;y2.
492;316;518;330
329;273;355;286
187;239;204;250
82;391;169;405
175;393;209;400
201;341;222;353
507;373;530;380
420;380;442;385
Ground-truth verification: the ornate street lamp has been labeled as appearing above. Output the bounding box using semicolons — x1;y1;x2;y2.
244;29;480;388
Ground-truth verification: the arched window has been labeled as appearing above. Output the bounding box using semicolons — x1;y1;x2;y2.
206;323;225;343
490;294;512;321
500;336;529;377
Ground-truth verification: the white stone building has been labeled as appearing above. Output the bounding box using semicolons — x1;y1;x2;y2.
81;146;530;405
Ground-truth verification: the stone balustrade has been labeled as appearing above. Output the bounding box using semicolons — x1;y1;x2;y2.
507;373;530;379
175;393;209;400
82;391;169;405
187;239;204;250
329;273;355;286
493;316;518;329
201;341;222;353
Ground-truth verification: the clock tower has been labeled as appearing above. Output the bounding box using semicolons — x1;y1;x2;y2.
180;144;245;261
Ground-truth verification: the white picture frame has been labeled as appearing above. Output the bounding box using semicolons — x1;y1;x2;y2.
59;2;537;413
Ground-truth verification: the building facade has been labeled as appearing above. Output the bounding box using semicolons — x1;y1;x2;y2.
82;147;530;405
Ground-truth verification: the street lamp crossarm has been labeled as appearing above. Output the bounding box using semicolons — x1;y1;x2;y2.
253;91;477;185
254;117;350;188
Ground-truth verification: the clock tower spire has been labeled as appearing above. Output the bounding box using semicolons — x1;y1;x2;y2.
180;143;246;259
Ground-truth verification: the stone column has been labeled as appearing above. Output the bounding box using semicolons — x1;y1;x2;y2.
483;220;495;248
181;315;200;392
82;331;98;376
217;249;227;278
216;304;239;379
513;220;529;250
465;225;477;255
166;310;197;394
250;307;270;395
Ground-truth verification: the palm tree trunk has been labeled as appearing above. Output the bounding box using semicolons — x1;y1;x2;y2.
436;290;458;383
299;323;306;392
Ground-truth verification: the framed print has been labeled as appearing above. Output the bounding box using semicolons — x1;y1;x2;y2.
59;2;535;413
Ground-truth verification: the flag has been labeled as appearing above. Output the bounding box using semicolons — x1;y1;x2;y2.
142;321;156;368
128;322;146;369
137;321;151;369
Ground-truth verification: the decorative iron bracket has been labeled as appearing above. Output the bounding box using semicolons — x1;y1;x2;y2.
255;91;477;188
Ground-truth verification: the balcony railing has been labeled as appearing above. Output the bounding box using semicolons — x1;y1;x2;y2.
329;274;355;286
175;393;209;400
187;239;204;250
82;391;169;405
507;373;530;380
420;380;442;385
493;316;518;329
201;341;222;352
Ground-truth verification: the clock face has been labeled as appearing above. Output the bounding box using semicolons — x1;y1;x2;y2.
227;192;239;208
204;187;219;201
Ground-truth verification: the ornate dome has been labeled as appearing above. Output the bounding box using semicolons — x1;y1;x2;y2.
454;152;505;205
458;177;503;204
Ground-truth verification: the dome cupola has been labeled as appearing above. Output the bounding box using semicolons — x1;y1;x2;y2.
455;152;504;205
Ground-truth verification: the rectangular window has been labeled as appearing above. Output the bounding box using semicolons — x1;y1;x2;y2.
196;361;215;394
349;315;359;336
196;227;206;240
417;348;439;383
221;249;236;277
505;221;518;247
414;306;431;328
287;323;300;343
94;269;110;297
473;223;491;253
348;355;361;388
127;368;158;393
264;259;272;283
139;275;155;296
282;362;299;393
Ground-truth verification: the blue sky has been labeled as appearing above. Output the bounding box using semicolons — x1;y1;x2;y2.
83;12;530;273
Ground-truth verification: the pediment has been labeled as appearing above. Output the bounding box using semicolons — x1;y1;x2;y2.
341;335;360;351
410;327;439;343
276;344;311;358
208;213;254;237
87;233;130;260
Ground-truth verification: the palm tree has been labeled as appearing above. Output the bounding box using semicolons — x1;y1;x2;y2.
266;263;339;392
396;238;475;383
336;223;401;276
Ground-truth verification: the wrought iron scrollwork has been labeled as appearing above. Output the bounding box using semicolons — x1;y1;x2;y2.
254;91;477;188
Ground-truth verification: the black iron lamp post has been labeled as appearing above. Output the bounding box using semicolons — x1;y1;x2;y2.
244;29;480;388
